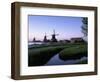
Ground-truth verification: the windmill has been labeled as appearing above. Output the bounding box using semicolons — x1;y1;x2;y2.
51;29;59;42
33;37;36;42
43;33;48;42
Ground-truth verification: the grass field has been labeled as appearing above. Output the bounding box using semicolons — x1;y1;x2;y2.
59;45;87;60
28;43;87;66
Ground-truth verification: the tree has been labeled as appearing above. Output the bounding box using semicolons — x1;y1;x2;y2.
81;17;88;41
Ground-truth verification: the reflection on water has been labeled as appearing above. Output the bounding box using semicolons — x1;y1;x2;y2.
45;54;87;65
28;42;44;48
28;42;43;45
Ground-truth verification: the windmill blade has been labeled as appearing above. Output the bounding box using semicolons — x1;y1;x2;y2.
44;32;49;37
55;34;59;36
46;35;49;37
50;34;59;36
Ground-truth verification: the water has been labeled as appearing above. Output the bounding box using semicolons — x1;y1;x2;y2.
28;42;43;45
45;54;87;65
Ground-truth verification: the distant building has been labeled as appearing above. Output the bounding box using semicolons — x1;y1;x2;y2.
70;37;85;43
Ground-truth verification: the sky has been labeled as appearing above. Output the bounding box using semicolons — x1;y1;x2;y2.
28;15;84;41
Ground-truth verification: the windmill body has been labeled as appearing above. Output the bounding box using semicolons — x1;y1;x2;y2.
43;33;49;42
51;30;58;42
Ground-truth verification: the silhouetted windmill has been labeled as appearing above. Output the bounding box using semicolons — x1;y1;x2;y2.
51;30;59;42
33;37;36;42
43;33;48;42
